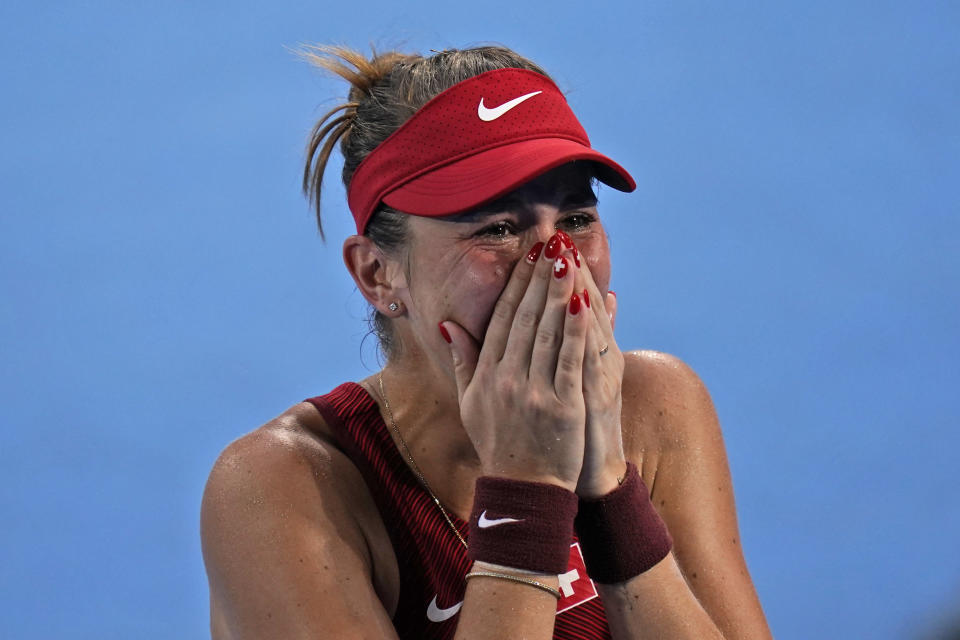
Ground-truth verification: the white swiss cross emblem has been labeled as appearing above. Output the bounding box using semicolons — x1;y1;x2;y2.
556;542;598;614
426;542;597;624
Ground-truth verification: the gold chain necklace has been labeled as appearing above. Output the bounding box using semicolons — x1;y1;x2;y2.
377;373;469;550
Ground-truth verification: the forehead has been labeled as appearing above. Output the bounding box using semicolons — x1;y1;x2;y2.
466;162;598;216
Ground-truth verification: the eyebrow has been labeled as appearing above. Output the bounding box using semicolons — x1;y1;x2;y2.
559;189;599;208
457;187;598;221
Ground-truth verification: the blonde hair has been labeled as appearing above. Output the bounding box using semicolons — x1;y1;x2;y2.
300;44;550;357
300;44;550;237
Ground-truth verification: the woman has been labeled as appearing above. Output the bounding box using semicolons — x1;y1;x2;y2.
201;45;772;639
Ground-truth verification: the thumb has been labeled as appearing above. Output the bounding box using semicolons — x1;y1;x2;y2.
439;321;480;404
605;291;618;332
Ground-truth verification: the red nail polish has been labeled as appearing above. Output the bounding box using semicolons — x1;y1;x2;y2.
544;234;562;259
526;242;544;263
438;323;452;343
557;230;574;249
609;290;616;298
583;289;590;308
569;293;581;315
571;246;581;268
552;255;568;279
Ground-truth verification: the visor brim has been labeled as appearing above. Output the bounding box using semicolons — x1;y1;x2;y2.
382;137;636;217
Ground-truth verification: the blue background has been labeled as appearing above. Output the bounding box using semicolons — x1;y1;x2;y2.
1;1;958;638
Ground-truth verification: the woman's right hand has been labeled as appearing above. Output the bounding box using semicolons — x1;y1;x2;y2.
440;234;589;491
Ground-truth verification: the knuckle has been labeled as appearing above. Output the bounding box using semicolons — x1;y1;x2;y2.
535;326;560;350
526;390;546;414
513;307;539;330
492;298;515;324
494;377;516;399
547;280;571;301
557;351;582;374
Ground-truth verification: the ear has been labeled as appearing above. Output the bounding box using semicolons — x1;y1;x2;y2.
342;235;407;314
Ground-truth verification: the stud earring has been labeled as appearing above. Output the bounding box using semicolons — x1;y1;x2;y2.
388;302;400;312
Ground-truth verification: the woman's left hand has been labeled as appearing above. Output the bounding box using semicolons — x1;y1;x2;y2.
570;241;628;497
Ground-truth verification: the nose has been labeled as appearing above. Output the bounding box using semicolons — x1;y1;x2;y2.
529;220;562;246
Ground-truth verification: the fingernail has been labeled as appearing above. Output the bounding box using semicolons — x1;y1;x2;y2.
558;230;574;249
609;290;616;298
569;293;581;315
544;233;562;259
525;241;544;263
583;289;590;308
552;255;569;279
571;246;581;268
438;322;452;343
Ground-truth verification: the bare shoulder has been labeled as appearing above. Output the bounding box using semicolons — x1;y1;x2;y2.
621;349;714;409
620;350;772;639
200;402;399;639
619;349;723;475
201;402;376;526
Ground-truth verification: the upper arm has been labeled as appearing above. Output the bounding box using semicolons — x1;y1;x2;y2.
622;350;771;640
200;415;399;640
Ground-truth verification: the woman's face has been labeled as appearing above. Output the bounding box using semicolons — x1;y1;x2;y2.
396;163;612;356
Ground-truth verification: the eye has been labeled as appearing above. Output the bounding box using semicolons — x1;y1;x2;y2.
560;212;597;232
476;220;516;238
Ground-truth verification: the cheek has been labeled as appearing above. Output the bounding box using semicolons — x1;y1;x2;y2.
443;252;514;339
580;239;612;292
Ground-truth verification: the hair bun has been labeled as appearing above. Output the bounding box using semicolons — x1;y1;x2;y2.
300;44;549;239
299;45;413;99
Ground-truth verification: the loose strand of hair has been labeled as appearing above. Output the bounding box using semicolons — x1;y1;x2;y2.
304;114;354;238
297;44;414;97
297;44;418;237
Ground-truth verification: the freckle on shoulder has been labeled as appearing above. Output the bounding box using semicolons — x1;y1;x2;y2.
623;350;711;400
620;349;717;451
622;350;701;403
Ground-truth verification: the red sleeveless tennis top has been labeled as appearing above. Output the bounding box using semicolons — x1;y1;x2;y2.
306;382;611;639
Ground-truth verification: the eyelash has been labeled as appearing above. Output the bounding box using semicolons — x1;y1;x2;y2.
475;212;597;238
477;220;516;238
561;212;597;231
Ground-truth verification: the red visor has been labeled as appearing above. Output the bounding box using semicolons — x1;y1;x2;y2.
347;68;636;233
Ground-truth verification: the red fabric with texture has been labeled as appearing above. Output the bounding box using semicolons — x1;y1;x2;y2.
574;462;673;584
305;382;612;639
346;68;635;232
468;475;578;574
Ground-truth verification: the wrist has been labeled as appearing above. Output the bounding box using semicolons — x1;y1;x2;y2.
574;462;673;584
576;458;628;498
482;468;577;493
471;560;559;583
468;475;578;574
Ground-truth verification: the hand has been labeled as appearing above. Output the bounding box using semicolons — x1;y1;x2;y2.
568;238;627;497
441;234;589;491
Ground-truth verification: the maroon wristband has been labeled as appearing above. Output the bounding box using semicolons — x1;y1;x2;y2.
574;462;673;584
468;476;578;575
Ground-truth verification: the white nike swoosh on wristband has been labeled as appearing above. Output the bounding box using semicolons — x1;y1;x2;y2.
427;595;463;622
477;90;542;121
477;509;523;528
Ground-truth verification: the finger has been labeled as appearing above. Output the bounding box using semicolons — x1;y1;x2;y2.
567;244;613;358
478;241;543;365
569;263;603;367
553;289;589;397
500;233;566;370
575;249;616;340
529;252;578;383
605;291;617;332
440;320;481;405
582;312;603;393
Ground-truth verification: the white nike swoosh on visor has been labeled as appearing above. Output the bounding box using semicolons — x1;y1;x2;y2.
427;595;463;622
477;509;523;528
477;90;542;121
